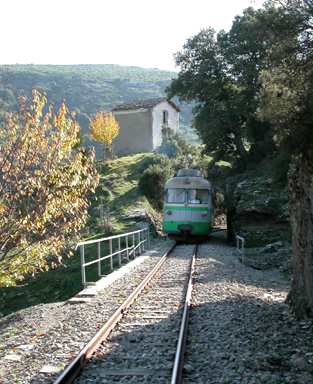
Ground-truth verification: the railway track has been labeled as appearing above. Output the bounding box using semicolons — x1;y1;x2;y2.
53;243;197;384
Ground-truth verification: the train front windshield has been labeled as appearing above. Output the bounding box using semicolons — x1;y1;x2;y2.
166;189;185;203
187;189;209;204
166;189;209;204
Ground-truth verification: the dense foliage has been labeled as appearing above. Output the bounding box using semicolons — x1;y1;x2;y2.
258;1;313;157
0;91;99;286
167;6;293;170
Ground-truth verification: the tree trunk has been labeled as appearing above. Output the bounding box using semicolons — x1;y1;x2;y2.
226;207;236;244
234;134;249;171
287;153;313;318
104;144;113;160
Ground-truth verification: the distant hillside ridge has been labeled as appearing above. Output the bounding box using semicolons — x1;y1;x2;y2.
0;64;198;150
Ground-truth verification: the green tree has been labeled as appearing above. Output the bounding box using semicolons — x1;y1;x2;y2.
258;0;313;317
167;7;285;169
0;90;99;286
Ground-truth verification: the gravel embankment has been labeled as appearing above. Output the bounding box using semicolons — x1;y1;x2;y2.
184;238;313;384
0;240;172;384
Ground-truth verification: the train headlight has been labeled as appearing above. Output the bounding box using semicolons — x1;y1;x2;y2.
166;210;172;215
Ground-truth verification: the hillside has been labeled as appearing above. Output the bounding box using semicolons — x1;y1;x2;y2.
0;64;198;147
88;153;161;235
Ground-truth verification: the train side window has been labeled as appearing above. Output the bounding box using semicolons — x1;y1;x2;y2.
167;188;185;203
187;189;209;204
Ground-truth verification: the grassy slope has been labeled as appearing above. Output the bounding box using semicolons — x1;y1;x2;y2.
89;153;157;234
0;153;157;317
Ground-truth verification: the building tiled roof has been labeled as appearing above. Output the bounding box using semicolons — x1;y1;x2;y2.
112;97;180;112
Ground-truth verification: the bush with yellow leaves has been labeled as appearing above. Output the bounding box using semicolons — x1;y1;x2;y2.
90;112;119;160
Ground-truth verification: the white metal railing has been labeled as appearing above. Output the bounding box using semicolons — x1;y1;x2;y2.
77;227;150;286
236;235;245;263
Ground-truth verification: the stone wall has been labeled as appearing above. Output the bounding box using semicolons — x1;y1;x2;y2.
113;109;153;155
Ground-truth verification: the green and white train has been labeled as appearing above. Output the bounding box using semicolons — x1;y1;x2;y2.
163;169;214;239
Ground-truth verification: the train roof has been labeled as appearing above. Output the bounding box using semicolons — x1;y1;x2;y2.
165;176;212;190
177;169;202;177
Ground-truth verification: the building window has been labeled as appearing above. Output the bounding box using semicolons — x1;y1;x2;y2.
162;110;168;125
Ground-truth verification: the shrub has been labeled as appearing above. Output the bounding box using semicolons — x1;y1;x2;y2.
139;161;173;210
137;154;169;174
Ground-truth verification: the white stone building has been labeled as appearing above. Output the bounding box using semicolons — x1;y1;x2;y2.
112;97;180;155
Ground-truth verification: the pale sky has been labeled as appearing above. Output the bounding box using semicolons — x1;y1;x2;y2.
0;0;264;71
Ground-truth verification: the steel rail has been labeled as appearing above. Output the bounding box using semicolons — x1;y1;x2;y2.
171;244;197;384
53;242;176;384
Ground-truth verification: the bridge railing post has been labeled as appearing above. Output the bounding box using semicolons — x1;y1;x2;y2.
118;237;121;266
80;245;86;287
97;242;101;277
126;235;129;260
109;238;113;271
236;235;245;264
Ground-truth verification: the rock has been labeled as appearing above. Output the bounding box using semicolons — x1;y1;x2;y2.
39;365;63;374
128;335;139;343
16;344;34;352
241;242;292;270
77;287;97;297
67;297;92;304
4;353;21;361
290;355;308;371
260;241;284;254
277;247;292;257
227;174;290;247
122;209;147;221
184;364;194;373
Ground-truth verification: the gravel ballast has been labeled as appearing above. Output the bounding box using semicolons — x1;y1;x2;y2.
183;237;313;384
